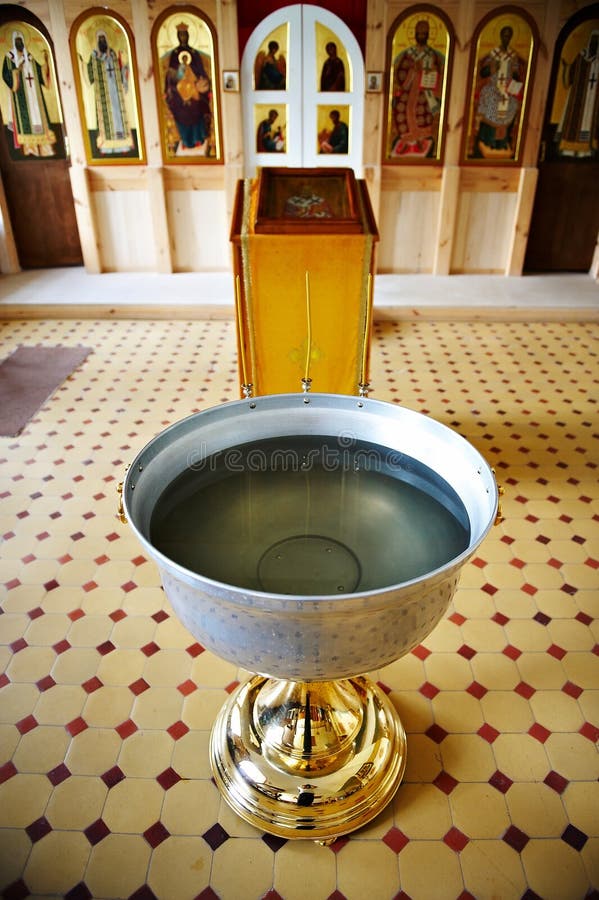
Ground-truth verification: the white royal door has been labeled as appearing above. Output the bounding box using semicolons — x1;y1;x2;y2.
241;4;365;175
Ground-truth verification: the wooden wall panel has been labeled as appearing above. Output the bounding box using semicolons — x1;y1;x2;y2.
452;191;517;273
378;190;439;272
167;189;229;271
93;191;155;271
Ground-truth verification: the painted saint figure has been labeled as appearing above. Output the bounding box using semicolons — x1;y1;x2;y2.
255;41;286;90
554;29;599;158
390;20;444;158
87;29;133;154
320;42;345;91
257;108;284;152
165;22;212;153
319;109;348;153
472;25;527;159
2;30;56;156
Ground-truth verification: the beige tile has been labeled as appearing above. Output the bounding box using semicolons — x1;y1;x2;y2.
481;691;534;732
0;827;32;888
65;727;121;775
85;834;152;898
450;783;509;838
102;777;164;832
562;651;599;689
529;689;585;732
337;840;400;898
582;837;599;889
460;839;526;898
516;651;567;689
67;615;114;647
24;831;90;894
391;690;433;733
210;837;275;900
13;725;70;773
171;730;213;780
96;648;146;685
274;841;336;900
522;839;590;900
6;646;57;684
34;684;85;725
394;784;451;838
397;841;462;899
83;685;133;728
148;835;212;899
545;732;599;781
505;782;568;837
492;733;550;782
45;775;107;829
440;733;496;781
118;728;175;777
471;652;520;690
0;773;53;827
402;733;443;783
183;688;229;730
431;692;484;733
51;647;102;685
423;653;472;690
132;686;184;729
143;649;194;686
161;779;221;835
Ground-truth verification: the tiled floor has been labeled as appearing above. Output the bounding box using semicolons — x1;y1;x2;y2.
0;313;597;899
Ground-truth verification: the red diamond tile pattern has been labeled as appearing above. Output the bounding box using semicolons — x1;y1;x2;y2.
0;318;597;898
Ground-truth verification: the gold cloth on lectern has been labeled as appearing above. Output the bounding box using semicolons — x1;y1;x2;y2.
231;169;379;397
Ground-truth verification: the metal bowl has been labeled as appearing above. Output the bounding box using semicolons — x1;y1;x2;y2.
123;393;497;682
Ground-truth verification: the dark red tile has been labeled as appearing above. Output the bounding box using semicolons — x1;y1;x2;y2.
561;824;588;851
177;679;197;696
433;770;458;795
47;763;71;786
444;826;469;852
115;719;138;739
544;770;569;794
157;767;181;790
202;823;229;850
562;681;583;699
467;681;488;699
67;717;88;737
0;761;17;783
261;833;287;852
580;721;599;743
142;642;160;657
82;676;103;694
548;644;567;660
383;827;409;854
186;642;204;658
411;644;431;660
515;681;535;699
478;723;500;744
528;723;551;743
16;714;38;735
101;765;125;789
167;720;189;740
84;818;110;845
503;824;529;853
458;644;477;660
129;678;150;695
425;723;448;744
489;770;513;794
144;821;170;848
26;816;52;842
419;681;440;699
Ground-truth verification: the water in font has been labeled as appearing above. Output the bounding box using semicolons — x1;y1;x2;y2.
151;436;470;595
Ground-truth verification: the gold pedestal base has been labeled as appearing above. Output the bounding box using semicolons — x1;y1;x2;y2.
209;675;407;841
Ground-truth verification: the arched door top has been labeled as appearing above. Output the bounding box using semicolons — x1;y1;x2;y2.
241;5;364;175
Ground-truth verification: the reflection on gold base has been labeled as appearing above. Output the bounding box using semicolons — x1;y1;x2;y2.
210;674;407;841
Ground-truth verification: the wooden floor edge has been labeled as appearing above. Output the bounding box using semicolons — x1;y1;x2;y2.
0;303;597;323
